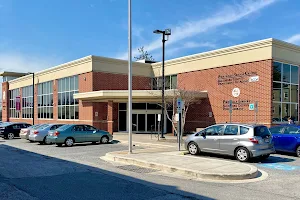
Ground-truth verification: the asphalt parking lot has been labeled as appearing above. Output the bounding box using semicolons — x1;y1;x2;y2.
0;137;300;200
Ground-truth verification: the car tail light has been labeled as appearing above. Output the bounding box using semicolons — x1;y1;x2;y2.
54;131;60;136
249;138;259;144
34;131;39;134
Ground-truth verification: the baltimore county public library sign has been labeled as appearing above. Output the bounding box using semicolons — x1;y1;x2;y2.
218;72;258;85
223;100;251;111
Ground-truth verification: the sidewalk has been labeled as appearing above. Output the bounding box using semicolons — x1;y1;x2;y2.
113;132;187;148
101;146;259;181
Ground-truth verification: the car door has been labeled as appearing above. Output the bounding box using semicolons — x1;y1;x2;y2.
218;125;240;155
269;126;285;150
72;125;87;142
12;124;22;136
195;125;224;153
84;125;98;142
278;126;300;153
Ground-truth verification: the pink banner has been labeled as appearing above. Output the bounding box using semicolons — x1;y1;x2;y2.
16;96;21;111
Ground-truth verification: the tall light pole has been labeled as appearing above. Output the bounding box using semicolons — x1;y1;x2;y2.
153;29;171;139
128;0;133;153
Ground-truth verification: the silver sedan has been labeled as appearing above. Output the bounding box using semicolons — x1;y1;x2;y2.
29;124;65;144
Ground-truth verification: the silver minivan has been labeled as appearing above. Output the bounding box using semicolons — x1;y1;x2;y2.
185;123;275;162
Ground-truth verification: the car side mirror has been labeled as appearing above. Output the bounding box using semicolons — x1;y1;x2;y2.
201;132;206;137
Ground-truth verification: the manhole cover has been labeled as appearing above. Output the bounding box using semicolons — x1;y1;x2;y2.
116;165;160;173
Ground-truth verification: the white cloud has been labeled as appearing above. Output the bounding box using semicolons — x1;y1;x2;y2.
0;52;62;73
285;34;300;45
165;41;216;58
117;0;278;60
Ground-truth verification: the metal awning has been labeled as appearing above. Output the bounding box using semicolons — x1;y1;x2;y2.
73;89;208;103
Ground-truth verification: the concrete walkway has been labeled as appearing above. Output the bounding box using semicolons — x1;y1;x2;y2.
101;149;258;181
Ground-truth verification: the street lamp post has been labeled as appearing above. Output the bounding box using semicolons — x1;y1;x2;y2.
153;29;171;139
128;0;133;153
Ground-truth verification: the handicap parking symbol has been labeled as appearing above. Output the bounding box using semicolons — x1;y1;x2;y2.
259;163;300;171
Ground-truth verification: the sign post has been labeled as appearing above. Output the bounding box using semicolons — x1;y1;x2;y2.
177;98;182;151
229;100;232;123
157;114;161;140
254;101;258;123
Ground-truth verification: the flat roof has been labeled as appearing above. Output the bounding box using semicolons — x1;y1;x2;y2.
74;89;208;103
0;71;29;77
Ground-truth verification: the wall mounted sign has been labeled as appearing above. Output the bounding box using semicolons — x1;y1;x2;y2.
218;72;258;85
249;103;255;110
2;91;5;100
223;100;251;111
249;76;259;82
232;88;240;98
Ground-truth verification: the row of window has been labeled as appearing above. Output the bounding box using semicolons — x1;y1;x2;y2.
272;61;299;122
9;75;79;119
152;75;177;90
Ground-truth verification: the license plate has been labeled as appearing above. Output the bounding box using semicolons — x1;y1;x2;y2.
264;139;270;143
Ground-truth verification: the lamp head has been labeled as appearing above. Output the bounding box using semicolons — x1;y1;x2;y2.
165;29;171;35
153;29;162;34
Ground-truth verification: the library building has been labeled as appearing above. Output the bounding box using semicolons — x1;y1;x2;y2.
1;38;300;134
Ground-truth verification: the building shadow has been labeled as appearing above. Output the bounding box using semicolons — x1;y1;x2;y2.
0;144;214;200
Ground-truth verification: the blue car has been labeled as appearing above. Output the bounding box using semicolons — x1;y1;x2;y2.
269;125;300;157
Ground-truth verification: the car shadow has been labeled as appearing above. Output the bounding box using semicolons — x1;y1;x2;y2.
191;152;296;164
0;144;214;200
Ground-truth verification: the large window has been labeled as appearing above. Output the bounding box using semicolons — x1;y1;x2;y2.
22;85;33;118
58;75;79;120
38;81;53;119
152;75;177;90
9;89;20;118
272;62;299;122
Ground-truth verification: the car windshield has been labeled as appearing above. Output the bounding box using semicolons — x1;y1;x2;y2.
1;122;13;127
29;124;43;129
56;124;72;131
254;126;271;138
37;124;52;130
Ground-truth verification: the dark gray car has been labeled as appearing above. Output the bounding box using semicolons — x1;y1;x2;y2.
185;123;275;162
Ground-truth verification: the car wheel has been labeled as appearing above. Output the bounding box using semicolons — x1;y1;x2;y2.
260;154;270;160
100;136;109;144
235;147;250;162
56;143;62;147
296;146;300;157
65;138;74;147
44;137;51;145
7;133;14;140
188;142;199;155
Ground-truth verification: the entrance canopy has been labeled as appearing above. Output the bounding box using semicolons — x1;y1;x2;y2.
74;89;208;103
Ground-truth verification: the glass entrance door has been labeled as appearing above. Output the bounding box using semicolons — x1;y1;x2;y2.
138;114;146;132
132;114;137;132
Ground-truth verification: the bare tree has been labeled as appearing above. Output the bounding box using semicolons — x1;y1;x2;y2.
149;77;201;140
134;46;154;61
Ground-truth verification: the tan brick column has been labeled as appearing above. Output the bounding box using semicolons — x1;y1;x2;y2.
2;82;9;122
107;100;113;134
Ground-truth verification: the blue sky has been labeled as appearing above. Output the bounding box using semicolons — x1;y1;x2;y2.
0;0;300;73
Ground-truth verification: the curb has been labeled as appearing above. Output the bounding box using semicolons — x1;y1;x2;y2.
101;152;259;181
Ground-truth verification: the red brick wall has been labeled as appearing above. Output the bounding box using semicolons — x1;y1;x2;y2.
93;72;151;90
179;59;273;131
2;82;9;122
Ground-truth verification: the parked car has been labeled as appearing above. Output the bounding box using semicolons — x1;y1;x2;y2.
29;124;65;144
185;123;275;162
20;124;46;140
269;124;300;157
0;123;32;139
47;124;113;147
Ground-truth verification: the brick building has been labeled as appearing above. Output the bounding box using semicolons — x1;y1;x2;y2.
1;38;300;133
